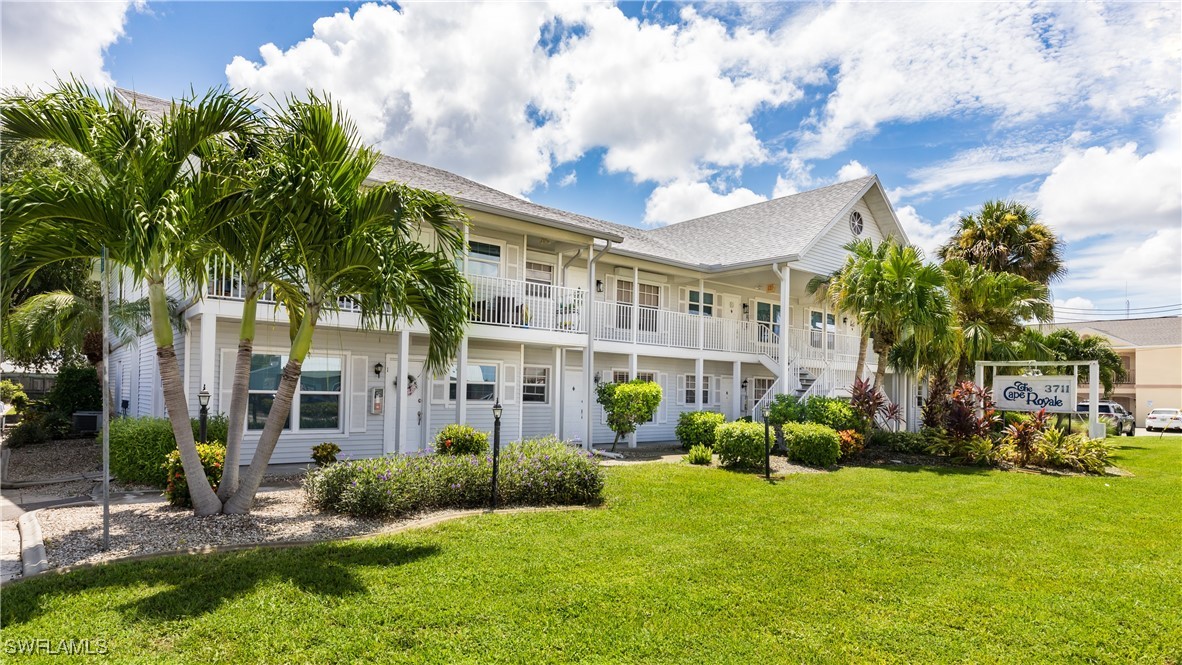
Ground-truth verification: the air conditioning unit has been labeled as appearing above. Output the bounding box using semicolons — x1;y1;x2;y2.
72;411;102;435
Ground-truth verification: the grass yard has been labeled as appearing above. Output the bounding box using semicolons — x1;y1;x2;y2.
3;436;1179;663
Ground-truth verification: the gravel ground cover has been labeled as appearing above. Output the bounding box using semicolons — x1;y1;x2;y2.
5;438;99;481
37;488;407;569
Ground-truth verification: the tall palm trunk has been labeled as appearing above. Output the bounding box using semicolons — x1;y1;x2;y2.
93;357;117;420
873;342;891;390
218;291;258;501
854;332;870;381
223;304;318;515
149;280;222;515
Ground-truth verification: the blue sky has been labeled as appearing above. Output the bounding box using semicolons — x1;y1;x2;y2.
4;1;1180;321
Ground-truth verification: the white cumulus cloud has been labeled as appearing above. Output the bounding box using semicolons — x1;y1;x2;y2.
1;1;138;90
643;180;766;226
894;205;958;261
835;159;870;182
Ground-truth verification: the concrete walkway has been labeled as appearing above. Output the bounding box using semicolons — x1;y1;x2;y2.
0;494;24;583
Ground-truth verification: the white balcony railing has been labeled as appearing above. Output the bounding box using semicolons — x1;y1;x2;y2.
207;258;361;313
469;275;587;334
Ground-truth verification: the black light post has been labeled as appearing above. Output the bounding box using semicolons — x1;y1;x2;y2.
763;405;771;480
491;399;503;510
198;385;211;445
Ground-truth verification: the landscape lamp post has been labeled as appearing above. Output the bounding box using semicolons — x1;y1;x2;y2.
763;405;771;480
198;385;211;445
491;399;503;510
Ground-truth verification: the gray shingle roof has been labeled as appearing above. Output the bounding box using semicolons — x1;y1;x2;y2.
643;177;876;267
1039;317;1182;347
111;87;885;270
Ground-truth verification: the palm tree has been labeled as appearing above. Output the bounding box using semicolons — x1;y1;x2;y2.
941;259;1053;380
839;238;949;389
828;239;879;381
937;199;1065;285
1041;328;1126;396
2;286;184;416
2;81;259;515
221;95;470;514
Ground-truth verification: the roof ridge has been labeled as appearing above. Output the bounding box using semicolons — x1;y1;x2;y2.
647;175;874;234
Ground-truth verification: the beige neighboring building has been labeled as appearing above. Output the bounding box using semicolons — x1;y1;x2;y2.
1037;316;1182;420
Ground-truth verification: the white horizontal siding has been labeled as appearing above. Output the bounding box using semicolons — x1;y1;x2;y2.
794;199;887;277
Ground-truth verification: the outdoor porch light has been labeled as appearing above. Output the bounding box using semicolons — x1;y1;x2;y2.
374;362;384;376
595;279;604;293
594;371;602;385
492;399;503;420
741;379;748;389
197;385;211;408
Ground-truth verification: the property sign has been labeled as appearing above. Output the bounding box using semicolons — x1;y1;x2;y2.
992;375;1077;413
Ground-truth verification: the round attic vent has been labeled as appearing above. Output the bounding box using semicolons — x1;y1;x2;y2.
849;211;864;236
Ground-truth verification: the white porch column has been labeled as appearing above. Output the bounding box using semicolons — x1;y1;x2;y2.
632;266;639;343
731;362;742;420
628;352;638;448
777;265;792;395
695;357;705;412
200;312;216;415
396;329;410;453
518;344;525;442
584;241;596;450
553;346;563;440
456;338;468;425
1088;360;1103;438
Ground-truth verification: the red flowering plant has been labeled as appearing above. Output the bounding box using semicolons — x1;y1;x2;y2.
162;442;226;508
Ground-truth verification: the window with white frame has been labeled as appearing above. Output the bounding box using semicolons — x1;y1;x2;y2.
247;353;342;431
610;370;657;422
525;261;553;297
522;366;549;403
448;363;498;401
466;241;501;277
688;290;714;317
810;310;836;349
752;377;775;404
612;370;631;384
685;374;710;404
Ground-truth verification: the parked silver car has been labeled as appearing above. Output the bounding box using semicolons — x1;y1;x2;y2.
1145;408;1182;432
1076;401;1136;436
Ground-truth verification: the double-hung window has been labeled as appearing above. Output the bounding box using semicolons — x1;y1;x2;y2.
810;311;836;349
448;364;497;401
467;241;501;277
752;377;775;405
247;353;342;431
525;261;554;297
688;290;714;317
522;366;549;403
684;374;710;404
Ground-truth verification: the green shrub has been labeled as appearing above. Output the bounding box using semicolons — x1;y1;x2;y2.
162;442;225;508
312;442;341;467
837;429;864;461
596;379;663;451
433;424;489;455
765;394;804;427
1;380;29;412
45;365;101;416
867;430;928;454
305;436;604;517
191;413;229;445
713;421;767;469
924;429;996;465
684;444;713;465
1029;427;1113;474
5;419;48;447
108;417;177;485
804;397;864;433
676;411;725;449
782;422;840;467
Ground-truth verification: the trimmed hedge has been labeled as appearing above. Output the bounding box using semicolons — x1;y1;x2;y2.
868;429;928;454
433;424;489;455
803;397;864;433
765;394;804;427
782;422;840;467
305;436;604;517
676;411;725;449
713;421;767;469
109;417;178;485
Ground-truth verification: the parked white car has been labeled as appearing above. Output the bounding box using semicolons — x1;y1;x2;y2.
1145;408;1182;432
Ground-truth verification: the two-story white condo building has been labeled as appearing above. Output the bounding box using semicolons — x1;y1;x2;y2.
108;90;920;465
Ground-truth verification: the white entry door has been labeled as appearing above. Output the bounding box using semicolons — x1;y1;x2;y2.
384;355;426;454
564;370;585;445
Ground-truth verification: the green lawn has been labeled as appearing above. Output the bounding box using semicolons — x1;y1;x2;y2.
4;437;1180;663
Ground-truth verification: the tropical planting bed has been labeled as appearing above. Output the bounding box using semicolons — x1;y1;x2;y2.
4;435;1179;663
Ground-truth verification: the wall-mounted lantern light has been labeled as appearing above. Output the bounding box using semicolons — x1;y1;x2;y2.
374;362;384;376
595;279;604;293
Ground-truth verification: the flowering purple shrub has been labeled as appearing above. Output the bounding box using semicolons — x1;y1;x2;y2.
304;435;604;517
